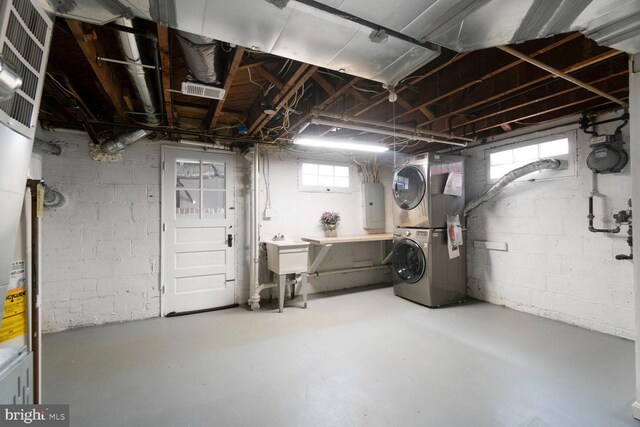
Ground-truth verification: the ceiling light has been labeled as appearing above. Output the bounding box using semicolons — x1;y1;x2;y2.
294;137;389;153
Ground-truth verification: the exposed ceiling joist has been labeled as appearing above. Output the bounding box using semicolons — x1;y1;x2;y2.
248;64;318;136
156;24;174;127
420;49;624;132
392;33;584;123
66;19;127;121
497;44;628;107
207;47;246;132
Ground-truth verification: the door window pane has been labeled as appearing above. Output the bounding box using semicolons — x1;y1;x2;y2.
176;160;200;189
203;191;225;219
176;190;200;219
202;162;225;190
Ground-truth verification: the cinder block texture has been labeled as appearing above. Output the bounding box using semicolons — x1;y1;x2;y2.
41;133;161;332
465;112;633;339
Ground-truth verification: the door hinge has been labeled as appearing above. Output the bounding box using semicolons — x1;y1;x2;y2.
162;223;165;232
161;285;165;294
162;161;165;171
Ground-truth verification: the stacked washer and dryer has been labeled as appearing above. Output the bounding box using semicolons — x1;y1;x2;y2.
391;153;467;307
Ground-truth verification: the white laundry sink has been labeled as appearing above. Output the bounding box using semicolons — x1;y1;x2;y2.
265;240;310;275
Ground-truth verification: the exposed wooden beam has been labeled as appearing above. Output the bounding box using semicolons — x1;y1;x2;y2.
66;19;126;120
348;52;471;117
256;66;284;90
156;24;174;127
498;44;627;107
419;50;623;130
447;70;628;134
207;47;246;132
316;76;361;111
248;64;318;136
475;88;628;134
311;73;336;95
392;33;586;123
350;32;580;119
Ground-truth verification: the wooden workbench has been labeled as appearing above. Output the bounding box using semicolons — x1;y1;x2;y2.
301;233;393;274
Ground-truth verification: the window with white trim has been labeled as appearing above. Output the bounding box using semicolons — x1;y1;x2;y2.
298;161;352;192
487;132;575;183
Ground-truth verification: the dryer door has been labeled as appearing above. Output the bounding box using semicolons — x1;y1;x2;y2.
392;239;426;284
392;166;425;210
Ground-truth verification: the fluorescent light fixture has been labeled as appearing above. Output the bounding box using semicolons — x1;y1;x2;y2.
294;137;389;153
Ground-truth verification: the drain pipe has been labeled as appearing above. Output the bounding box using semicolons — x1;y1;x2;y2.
248;146;261;310
101;18;159;154
464;158;561;220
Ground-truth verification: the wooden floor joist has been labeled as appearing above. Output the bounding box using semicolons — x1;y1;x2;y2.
207;47;246;132
157;24;174;127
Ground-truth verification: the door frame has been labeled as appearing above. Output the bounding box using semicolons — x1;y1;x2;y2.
160;145;238;316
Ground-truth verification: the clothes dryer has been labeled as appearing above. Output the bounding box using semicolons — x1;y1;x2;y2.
392;153;465;229
392;227;466;307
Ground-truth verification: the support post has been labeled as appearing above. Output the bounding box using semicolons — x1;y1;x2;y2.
248;147;261;310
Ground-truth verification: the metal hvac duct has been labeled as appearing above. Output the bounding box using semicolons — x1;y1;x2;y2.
101;18;159;154
176;31;223;85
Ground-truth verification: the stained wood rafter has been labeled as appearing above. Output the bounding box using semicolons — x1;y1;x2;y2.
207;46;246;132
392;32;584;123
156;24;174;127
248;63;318;136
421;50;624;132
66;19;127;120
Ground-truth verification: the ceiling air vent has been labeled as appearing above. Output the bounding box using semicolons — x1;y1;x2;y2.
181;81;226;100
0;0;53;138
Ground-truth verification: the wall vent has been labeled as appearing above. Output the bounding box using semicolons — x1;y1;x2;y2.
0;0;53;138
181;81;226;100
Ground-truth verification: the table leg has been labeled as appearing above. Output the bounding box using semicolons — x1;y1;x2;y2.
291;273;295;300
278;274;285;313
301;272;308;309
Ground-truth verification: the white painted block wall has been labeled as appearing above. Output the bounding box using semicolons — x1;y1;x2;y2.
39;133;395;332
464;111;634;339
41;132;161;333
255;150;394;297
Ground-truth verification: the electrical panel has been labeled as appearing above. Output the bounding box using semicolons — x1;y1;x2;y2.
362;183;385;230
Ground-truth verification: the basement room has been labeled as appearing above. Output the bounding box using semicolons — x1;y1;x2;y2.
0;0;639;426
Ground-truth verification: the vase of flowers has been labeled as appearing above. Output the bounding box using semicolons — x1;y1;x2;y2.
320;211;341;237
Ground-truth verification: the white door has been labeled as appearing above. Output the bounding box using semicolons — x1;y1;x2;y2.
161;148;236;315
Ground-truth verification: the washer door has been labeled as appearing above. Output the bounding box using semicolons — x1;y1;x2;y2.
392;239;426;284
393;166;426;210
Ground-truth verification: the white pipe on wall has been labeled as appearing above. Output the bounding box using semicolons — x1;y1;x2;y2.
248;146;261;310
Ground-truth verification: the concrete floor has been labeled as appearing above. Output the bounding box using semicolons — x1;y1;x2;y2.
44;285;636;427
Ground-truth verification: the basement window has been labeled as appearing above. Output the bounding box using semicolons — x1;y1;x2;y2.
298;161;352;193
486;132;575;183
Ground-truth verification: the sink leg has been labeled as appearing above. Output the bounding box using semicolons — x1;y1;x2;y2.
301;272;308;309
278;274;285;313
291;273;295;300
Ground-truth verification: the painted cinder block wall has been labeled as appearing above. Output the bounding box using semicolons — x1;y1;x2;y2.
39;133;395;332
464;111;634;339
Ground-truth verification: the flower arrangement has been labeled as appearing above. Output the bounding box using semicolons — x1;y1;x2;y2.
320;211;341;226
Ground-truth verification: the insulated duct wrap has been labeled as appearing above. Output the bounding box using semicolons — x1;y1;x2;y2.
115;18;159;125
101;129;151;154
464;158;561;217
176;31;222;85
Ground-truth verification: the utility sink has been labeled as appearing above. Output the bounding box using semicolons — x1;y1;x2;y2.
264;240;310;275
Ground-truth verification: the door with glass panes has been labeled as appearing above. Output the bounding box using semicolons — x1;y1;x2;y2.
161;148;235;315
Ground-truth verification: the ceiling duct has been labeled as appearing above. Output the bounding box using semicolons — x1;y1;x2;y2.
101;18;158;154
175;30;223;86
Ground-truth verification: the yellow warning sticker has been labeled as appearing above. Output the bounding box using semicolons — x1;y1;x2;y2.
0;288;27;343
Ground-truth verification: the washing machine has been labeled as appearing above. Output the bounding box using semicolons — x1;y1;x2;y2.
392;152;465;229
392;227;466;307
